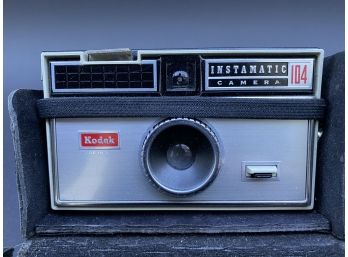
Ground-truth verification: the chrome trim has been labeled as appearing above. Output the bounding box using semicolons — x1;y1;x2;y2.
308;120;319;209
137;48;323;57
305;120;316;209
50;60;158;93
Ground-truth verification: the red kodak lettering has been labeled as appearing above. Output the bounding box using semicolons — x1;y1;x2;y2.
80;133;119;148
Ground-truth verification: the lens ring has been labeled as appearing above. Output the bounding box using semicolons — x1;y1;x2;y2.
141;118;220;196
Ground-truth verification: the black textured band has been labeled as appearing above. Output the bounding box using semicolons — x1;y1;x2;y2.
37;97;326;120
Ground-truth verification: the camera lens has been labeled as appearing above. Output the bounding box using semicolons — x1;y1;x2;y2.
142;118;220;195
166;143;194;170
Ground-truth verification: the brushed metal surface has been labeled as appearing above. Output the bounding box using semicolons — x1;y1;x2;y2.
53;118;309;207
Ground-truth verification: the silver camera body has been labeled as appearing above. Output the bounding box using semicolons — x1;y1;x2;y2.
41;48;324;210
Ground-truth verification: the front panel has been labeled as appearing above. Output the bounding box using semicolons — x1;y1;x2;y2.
52;118;312;209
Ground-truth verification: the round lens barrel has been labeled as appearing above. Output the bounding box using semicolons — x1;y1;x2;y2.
142;118;220;195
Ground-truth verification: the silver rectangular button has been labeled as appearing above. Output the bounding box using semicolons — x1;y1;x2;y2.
246;165;278;178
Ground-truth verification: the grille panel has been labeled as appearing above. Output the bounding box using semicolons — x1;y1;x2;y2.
51;61;157;93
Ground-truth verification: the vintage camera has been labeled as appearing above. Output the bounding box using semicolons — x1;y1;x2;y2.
39;48;324;210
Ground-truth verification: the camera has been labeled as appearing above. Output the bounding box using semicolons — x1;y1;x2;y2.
39;48;324;210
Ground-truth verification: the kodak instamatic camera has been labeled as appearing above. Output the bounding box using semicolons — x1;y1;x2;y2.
39;48;325;210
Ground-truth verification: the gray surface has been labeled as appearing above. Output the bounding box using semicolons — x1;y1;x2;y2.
8;90;49;240
18;234;344;257
4;0;344;246
53;118;309;206
35;212;331;235
316;52;345;239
